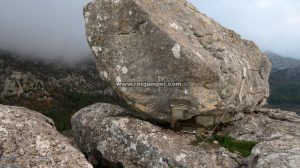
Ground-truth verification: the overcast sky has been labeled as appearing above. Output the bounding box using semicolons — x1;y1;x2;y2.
189;0;300;58
0;0;299;60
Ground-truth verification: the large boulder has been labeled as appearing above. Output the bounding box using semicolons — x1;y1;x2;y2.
72;103;300;168
72;103;242;168
84;0;271;126
0;104;92;168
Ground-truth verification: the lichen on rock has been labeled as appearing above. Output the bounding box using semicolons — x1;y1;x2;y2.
84;0;271;127
72;103;300;168
0;104;92;168
72;103;242;168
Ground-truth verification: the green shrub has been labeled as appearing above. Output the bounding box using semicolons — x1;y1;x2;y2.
213;135;256;157
191;135;256;157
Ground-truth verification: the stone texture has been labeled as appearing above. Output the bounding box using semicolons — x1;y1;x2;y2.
72;103;242;168
222;109;300;168
72;103;300;168
0;104;92;168
84;0;271;126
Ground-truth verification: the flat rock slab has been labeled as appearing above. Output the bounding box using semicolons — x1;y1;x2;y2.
72;103;242;168
0;104;92;168
223;109;300;168
84;0;271;125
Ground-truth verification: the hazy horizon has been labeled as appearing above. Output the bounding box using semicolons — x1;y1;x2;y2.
0;0;299;60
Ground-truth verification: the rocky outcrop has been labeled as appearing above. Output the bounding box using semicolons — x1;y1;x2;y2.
222;109;300;167
0;104;92;168
72;103;300;168
78;0;297;167
72;103;242;168
84;0;271;126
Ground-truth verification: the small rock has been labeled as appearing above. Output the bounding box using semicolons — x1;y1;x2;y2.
213;141;219;145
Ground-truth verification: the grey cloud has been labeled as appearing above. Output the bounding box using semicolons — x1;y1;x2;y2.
0;0;91;60
0;0;299;60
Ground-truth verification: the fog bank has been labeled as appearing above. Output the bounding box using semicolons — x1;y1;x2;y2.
0;0;299;60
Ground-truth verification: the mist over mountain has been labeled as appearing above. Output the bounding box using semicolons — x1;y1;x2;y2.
0;0;92;61
0;50;124;131
0;0;300;60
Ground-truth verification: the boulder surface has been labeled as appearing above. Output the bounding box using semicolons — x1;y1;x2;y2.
72;103;300;168
222;108;300;168
84;0;271;125
0;104;92;168
72;103;242;168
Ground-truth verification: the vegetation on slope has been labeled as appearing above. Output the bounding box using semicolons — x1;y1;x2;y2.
268;67;300;114
0;51;127;131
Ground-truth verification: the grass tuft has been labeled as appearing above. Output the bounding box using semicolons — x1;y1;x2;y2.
191;135;256;157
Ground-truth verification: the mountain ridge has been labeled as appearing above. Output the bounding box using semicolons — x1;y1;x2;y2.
266;51;300;71
266;51;300;114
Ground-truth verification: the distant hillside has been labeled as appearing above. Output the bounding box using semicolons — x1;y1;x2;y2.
267;52;300;114
0;50;125;131
267;51;300;71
